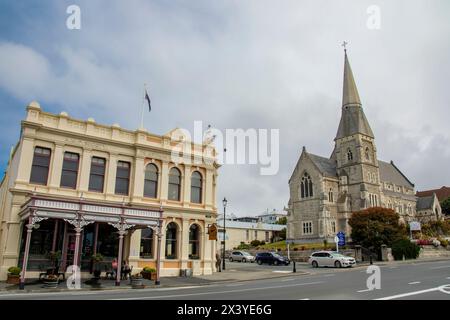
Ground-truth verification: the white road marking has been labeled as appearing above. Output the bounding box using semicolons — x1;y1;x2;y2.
376;287;439;300
281;278;294;282
357;289;373;293
323;274;335;277
226;283;244;287
408;281;421;285
111;281;325;300
298;298;310;300
430;265;450;270
389;267;397;269
272;270;292;273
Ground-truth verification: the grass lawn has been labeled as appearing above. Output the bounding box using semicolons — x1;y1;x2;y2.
257;241;332;251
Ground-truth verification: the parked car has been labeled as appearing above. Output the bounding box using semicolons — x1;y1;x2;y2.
255;252;290;266
308;251;356;268
229;251;255;263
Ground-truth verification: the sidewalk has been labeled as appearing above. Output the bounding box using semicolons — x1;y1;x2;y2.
0;267;309;294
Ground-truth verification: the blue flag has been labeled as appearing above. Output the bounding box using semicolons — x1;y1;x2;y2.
145;89;151;111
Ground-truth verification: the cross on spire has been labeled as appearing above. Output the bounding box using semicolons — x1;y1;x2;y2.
341;41;348;52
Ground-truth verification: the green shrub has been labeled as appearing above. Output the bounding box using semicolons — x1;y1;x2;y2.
8;266;21;275
142;267;156;273
438;238;448;247
392;239;420;260
250;240;261;247
237;243;251;250
260;241;266;245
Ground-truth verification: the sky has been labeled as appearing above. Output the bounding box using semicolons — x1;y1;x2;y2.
0;0;449;217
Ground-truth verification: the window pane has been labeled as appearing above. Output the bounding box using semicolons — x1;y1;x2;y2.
30;165;49;185
60;171;77;189
89;175;104;192
168;184;180;201
144;180;157;198
140;228;153;258
115;178;129;195
191;186;201;203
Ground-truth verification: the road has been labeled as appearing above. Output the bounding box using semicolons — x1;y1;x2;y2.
0;260;449;300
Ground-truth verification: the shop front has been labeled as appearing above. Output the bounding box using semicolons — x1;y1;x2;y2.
17;195;163;289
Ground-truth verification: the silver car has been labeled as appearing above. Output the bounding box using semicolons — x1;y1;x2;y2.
308;251;356;268
229;251;255;263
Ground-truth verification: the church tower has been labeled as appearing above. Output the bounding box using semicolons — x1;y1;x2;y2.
333;49;382;216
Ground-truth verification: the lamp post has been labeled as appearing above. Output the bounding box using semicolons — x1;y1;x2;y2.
222;197;228;271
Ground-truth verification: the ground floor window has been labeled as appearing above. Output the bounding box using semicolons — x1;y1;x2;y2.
265;231;270;242
140;228;153;258
165;222;178;259
189;224;200;259
303;221;313;235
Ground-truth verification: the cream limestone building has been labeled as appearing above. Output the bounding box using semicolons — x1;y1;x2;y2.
0;102;219;284
287;51;443;243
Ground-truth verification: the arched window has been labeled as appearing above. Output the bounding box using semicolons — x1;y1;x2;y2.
328;188;334;202
168;167;181;201
300;173;313;198
347;149;353;161
140;228;153;258
365;147;370;161
144;163;158;198
189;224;200;259
190;171;202;204
165;222;178;259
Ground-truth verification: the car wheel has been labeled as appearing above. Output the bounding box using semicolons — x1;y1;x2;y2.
242;258;246;263
273;260;279;266
257;259;263;265
334;261;342;268
229;257;233;262
312;261;318;268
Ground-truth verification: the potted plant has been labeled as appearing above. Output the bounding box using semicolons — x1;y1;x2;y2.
42;274;59;288
130;273;144;288
6;266;21;285
140;266;157;280
91;253;104;275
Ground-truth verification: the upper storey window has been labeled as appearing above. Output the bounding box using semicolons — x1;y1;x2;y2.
300;172;313;198
30;147;51;185
190;171;203;204
89;157;106;192
115;161;130;195
144;163;158;198
168;167;181;201
60;152;79;189
347;149;353;161
365;147;371;161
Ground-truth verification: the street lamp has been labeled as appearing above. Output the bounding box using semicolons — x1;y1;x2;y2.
222;197;228;271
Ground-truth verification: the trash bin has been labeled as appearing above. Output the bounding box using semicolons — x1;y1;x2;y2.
185;269;193;277
180;269;186;277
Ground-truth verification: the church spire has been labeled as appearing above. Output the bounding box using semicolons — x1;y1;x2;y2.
342;48;361;107
335;46;374;140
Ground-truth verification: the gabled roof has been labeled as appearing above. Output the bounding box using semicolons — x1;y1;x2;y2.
378;160;414;188
307;153;338;178
416;186;450;202
417;195;435;211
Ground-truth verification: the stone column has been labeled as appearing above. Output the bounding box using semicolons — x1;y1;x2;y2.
381;244;388;261
49;143;64;188
160;161;169;202
15;137;34;184
181;219;190;269
73;227;82;267
183;165;191;204
78;149;92;193
155;222;163;285
106;153;118;195
205;169;214;208
132;156;145;200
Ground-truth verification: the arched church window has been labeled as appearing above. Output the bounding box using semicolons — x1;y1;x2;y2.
347;149;353;161
300;172;313;198
365;147;370;161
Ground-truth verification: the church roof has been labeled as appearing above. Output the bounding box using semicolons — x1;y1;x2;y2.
378;160;414;188
307;153;338;178
335;51;374;140
416;195;435;211
416;186;450;202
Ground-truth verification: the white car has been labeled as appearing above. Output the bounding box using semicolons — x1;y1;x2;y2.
308;251;356;268
229;251;256;263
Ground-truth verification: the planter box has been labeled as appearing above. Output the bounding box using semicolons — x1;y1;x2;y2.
6;274;20;285
142;272;157;280
130;278;144;288
42;280;59;289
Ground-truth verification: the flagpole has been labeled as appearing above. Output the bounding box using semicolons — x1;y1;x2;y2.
140;83;147;129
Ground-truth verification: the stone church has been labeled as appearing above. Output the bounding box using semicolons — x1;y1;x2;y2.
286;50;443;243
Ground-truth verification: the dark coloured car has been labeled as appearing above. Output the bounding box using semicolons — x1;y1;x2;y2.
255;252;290;266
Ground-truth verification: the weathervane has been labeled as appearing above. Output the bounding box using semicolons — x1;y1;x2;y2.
341;41;348;52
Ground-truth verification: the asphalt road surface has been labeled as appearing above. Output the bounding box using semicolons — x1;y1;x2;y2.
1;260;449;300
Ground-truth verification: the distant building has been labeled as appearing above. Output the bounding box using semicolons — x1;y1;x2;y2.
416;186;450;202
416;193;443;223
257;210;287;224
216;220;285;251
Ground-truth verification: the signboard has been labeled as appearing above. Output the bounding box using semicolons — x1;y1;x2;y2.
336;232;345;246
208;224;218;240
409;221;421;231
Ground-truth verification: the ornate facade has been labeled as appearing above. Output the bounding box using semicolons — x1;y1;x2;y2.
0;102;219;284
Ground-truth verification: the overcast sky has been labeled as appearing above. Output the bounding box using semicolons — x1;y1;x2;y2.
0;1;449;217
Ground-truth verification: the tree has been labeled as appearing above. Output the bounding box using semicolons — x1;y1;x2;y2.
441;197;450;215
276;217;287;225
348;207;407;250
278;227;286;240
